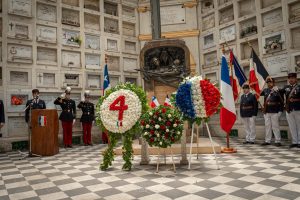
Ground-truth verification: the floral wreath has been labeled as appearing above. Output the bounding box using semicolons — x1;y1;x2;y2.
96;83;148;171
140;105;184;148
175;76;221;124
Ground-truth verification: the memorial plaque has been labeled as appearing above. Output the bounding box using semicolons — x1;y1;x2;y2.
37;47;57;64
240;17;257;38
62;29;81;47
204;51;218;67
218;0;231;6
9;93;28;112
123;57;137;72
87;74;101;88
123;22;135;37
36;72;56;87
291;27;300;49
8;44;32;63
110;76;120;87
10;71;29;84
239;0;255;17
219;25;236;43
107;39;118;51
201;0;214;14
125;41;136;51
62;0;79;7
62;51;81;68
241;40;258;60
36;25;57;43
85;53;100;69
104;18;119;34
289;2;300;23
160;5;185;25
62;8;80;27
84;0;100;11
37;3;57;22
219;6;234;25
84;13;100;31
265;54;289;75
202;14;215;31
262;8;282;27
122;6;135;18
8;21;31;40
107;56;120;71
8;0;32;17
125;77;137;84
104;1;118;16
8;117;28;136
205;72;217;82
64;74;80;87
261;0;280;8
39;92;61;109
85;34;100;50
262;31;285;54
203;33;215;49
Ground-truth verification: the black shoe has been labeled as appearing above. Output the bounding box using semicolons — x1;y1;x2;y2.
243;141;250;144
249;142;255;144
68;145;73;148
261;142;271;146
89;143;93;146
289;144;298;148
274;143;282;147
84;144;88;146
64;145;67;148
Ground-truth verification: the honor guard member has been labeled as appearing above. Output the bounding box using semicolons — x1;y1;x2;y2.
261;78;284;146
54;87;76;148
0;99;5;131
77;90;95;146
240;84;258;144
25;89;46;123
282;73;300;148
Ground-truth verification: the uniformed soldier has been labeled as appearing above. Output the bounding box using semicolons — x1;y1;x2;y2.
77;90;95;146
240;84;258;144
261;78;284;146
282;73;300;148
54;87;76;148
0;99;5;131
25;89;46;123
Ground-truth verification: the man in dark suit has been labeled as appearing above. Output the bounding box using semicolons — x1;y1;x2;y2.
25;89;46;123
240;84;258;144
0;100;5;130
54;87;76;148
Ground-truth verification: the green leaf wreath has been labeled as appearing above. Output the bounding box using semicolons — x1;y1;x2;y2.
96;83;148;171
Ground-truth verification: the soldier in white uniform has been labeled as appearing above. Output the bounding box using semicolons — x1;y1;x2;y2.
240;84;258;144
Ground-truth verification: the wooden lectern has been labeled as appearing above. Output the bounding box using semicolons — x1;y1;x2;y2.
31;109;59;156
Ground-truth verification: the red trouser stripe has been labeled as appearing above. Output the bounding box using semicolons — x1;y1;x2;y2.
62;121;73;145
82;122;92;144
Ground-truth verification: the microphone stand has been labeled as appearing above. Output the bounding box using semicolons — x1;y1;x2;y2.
19;98;41;159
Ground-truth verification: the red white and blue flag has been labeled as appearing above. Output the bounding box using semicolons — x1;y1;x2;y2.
164;95;171;107
150;96;160;108
220;55;236;133
38;115;47;127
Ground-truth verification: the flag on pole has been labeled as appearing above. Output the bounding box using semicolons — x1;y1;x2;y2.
249;49;269;99
220;55;236;133
103;63;110;96
164;95;171;107
150;96;160;108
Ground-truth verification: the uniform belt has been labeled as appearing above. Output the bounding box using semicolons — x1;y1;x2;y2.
242;106;253;109
289;98;300;102
63;109;71;112
267;102;281;105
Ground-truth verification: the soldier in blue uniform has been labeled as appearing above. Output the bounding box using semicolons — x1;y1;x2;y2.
25;89;46;123
0;100;5;131
77;90;95;146
240;84;258;144
261;78;284;146
54;87;76;148
282;73;300;148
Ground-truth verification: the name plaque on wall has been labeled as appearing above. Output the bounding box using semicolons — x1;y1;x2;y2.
8;0;32;17
160;5;185;25
84;13;100;31
39;92;61;109
87;74;101;88
8;21;32;40
107;56;120;71
62;51;81;68
64;74;80;87
202;14;215;31
107;39;118;51
36;25;57;43
62;29;80;47
219;25;236;43
125;41;136;51
8;44;32;63
37;47;57;64
8;93;29;112
265;54;289;75
8;117;28;137
85;54;100;69
85;34;100;50
10;71;29;84
262;8;283;27
37;3;57;22
62;8;80;26
123;57;137;72
37;72;56;87
203;33;215;49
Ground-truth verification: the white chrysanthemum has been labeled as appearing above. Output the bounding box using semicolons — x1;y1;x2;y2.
155;125;160;129
158;117;162;121
189;76;207;118
166;129;169;132
173;124;177;127
157;133;160;137
149;112;153;116
159;142;163;145
144;132;148;136
168;114;172;118
146;124;150;128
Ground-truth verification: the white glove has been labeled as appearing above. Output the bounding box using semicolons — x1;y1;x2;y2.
73;119;76;125
273;86;279;91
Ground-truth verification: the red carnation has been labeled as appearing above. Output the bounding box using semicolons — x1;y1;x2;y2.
155;111;159;116
165;134;169;139
160;125;166;130
140;120;145;126
150;120;155;125
166;121;172;126
150;138;154;142
171;137;175;142
150;130;155;135
161;108;166;113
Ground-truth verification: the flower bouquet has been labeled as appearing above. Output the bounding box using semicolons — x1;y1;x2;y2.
140;105;184;148
96;82;148;171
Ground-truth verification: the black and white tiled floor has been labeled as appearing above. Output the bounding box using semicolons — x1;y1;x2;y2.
1;140;300;200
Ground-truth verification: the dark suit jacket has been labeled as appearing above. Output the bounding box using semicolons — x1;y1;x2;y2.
25;99;46;123
0;100;5;123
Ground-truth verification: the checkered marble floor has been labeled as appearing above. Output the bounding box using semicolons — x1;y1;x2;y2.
1;139;300;200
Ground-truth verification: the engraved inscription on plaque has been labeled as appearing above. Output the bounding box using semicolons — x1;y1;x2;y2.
202;14;215;31
85;34;100;50
104;18;119;34
239;0;255;17
219;6;234;25
265;54;289;75
261;0;280;8
87;74;101;88
124;57;137;72
39;92;61;109
160;5;185;25
37;3;57;22
8;21;32;40
219;25;236;43
291;27;300;49
85;54;100;69
125;41;136;52
104;1;118;16
36;25;57;43
107;39;118;51
10;71;29;84
8;44;32;63
37;72;56;87
62;0;79;7
61;51;81;68
84;13;100;31
8;117;28;136
62;8;80;27
64;74;80;87
8;0;32;17
62;29;80;47
122;6;135;18
37;47;57;64
262;8;282;27
289;1;300;23
218;0;232;6
84;0;100;11
203;51;218;67
123;22;135;37
203;33;215;49
107;56;120;71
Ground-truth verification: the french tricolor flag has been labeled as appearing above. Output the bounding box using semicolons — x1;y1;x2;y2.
150;96;160;108
38;115;47;127
220;55;236;133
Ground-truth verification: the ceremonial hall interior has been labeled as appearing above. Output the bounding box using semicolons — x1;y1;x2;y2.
0;0;300;199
